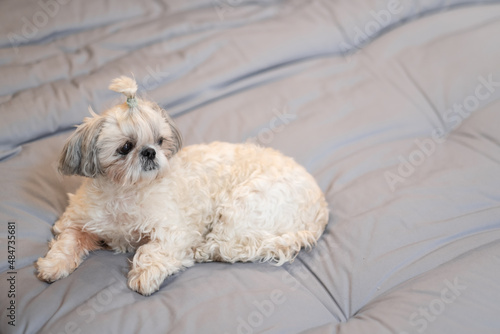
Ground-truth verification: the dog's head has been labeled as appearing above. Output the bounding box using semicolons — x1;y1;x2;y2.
59;76;182;186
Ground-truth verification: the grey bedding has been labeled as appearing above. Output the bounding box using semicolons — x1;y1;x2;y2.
1;0;500;333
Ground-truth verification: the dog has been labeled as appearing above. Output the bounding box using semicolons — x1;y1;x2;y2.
36;76;329;295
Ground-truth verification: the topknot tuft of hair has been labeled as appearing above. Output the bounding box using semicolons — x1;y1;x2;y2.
109;76;138;99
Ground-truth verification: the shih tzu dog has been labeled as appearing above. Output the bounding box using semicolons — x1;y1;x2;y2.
36;76;329;295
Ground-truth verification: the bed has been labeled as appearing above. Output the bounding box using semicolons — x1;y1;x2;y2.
1;0;500;333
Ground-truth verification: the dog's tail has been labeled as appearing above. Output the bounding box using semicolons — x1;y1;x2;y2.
258;205;329;265
257;230;320;266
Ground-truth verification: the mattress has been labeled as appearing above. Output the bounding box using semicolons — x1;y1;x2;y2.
1;0;500;333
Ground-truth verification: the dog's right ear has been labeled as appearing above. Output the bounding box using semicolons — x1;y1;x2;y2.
59;114;106;177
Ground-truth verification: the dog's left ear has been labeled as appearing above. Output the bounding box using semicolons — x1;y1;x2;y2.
152;103;182;157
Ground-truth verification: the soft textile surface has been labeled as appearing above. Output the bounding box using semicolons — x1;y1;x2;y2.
1;1;500;333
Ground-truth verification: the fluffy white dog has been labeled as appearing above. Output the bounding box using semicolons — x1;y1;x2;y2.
36;76;329;295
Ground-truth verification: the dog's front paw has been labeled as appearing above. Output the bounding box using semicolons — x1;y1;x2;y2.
36;256;75;283
128;265;165;296
128;241;195;295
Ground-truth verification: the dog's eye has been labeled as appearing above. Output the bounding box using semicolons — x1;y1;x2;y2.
118;141;134;155
158;137;164;146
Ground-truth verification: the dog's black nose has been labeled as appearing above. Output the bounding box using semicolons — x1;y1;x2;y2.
141;148;156;160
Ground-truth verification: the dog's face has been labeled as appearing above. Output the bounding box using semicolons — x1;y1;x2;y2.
59;99;182;186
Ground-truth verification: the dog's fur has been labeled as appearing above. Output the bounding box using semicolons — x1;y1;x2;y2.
36;76;329;295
